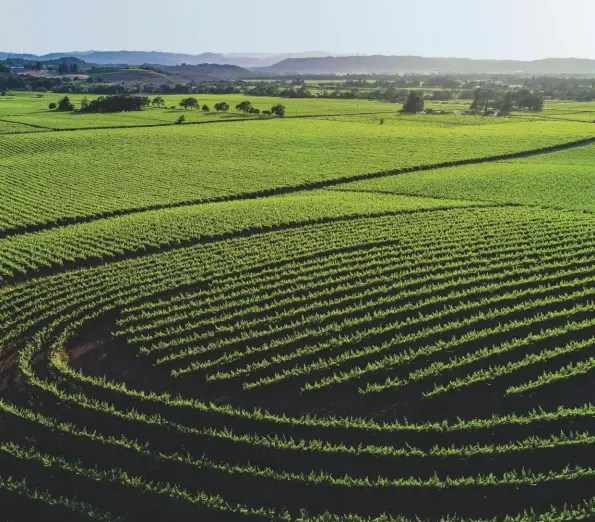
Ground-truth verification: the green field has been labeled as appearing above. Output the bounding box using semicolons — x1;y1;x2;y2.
4;92;589;132
3;93;595;521
0;92;395;131
338;144;595;210
1;116;592;231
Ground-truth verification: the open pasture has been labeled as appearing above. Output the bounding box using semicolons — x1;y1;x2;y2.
2;93;595;521
0;92;395;131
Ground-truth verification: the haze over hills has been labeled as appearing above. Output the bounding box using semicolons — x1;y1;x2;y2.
264;55;595;75
0;50;336;68
4;50;595;75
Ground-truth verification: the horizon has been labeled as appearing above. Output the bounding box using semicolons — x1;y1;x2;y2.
4;50;595;63
3;0;595;61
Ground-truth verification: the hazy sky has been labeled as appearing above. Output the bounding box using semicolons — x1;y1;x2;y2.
3;0;595;60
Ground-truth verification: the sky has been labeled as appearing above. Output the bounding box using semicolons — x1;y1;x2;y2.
3;0;595;60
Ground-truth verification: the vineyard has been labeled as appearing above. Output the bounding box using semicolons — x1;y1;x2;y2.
2;93;595;521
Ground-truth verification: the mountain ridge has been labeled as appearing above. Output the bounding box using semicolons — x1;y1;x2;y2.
4;51;595;74
263;55;595;74
0;50;336;68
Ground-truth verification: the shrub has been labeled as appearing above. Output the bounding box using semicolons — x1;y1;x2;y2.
48;102;57;110
175;115;186;124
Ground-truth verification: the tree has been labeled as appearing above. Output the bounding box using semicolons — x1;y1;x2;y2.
79;95;147;113
152;96;165;108
236;100;253;114
202;104;210;112
516;90;543;111
48;102;57;110
214;102;229;112
0;90;7;97
262;110;271;116
497;91;513;113
470;88;482;110
58;63;70;75
429;90;453;101
530;94;544;111
401;91;424;113
33;61;43;71
270;104;286;117
57;96;74;111
176;115;186;124
179;97;199;110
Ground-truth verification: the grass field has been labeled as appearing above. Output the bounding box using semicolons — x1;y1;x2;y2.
0;92;396;131
2;93;595;521
4;92;590;132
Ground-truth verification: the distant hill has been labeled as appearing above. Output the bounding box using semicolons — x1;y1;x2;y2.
263;55;595;75
6;51;595;75
0;51;335;68
1;56;88;67
86;67;171;84
0;51;229;66
1;56;251;84
85;63;250;83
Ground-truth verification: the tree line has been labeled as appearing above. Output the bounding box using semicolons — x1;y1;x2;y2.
175;97;284;116
50;95;150;113
469;88;543;112
48;95;286;118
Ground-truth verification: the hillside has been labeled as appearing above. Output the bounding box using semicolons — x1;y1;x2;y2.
87;63;251;83
264;55;595;75
160;63;252;80
87;67;171;84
